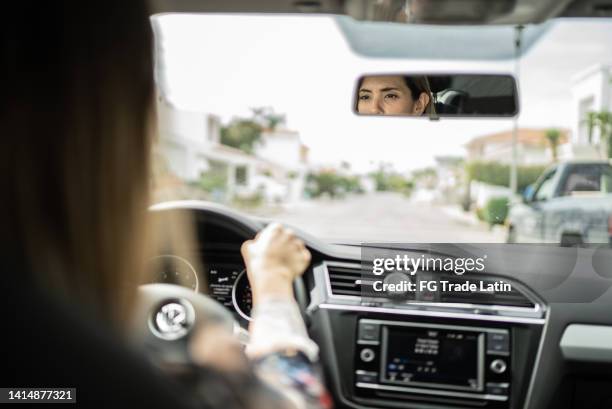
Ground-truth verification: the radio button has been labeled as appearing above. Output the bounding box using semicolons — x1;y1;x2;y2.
486;382;509;395
490;359;507;374
358;322;380;342
487;332;509;354
360;348;376;362
355;371;378;384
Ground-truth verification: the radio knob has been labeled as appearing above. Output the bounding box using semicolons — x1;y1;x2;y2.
360;348;376;362
490;359;507;374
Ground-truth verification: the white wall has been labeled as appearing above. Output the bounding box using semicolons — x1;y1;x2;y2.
156;100;221;181
474;141;549;165
256;130;304;172
571;65;612;150
255;130;308;203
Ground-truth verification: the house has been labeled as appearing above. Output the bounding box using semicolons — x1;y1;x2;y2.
155;98;257;201
155;98;219;181
565;64;612;159
155;99;308;204
255;129;309;203
465;128;569;165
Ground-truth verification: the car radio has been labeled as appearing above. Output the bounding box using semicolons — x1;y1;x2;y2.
354;319;511;405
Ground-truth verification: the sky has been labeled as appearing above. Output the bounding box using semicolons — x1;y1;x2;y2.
154;14;612;173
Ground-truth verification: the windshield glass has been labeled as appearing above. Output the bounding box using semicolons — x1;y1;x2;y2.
152;15;612;243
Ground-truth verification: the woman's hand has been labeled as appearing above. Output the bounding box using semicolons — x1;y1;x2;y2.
240;223;311;304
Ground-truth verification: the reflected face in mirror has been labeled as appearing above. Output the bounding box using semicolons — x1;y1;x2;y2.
357;75;431;116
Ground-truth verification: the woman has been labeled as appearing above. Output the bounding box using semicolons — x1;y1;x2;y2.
1;2;328;409
356;75;435;116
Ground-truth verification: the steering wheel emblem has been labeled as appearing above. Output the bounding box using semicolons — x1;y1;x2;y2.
150;299;195;340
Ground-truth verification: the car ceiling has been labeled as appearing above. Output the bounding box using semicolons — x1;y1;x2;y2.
150;0;612;24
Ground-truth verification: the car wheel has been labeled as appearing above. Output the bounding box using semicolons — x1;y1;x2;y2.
560;234;583;247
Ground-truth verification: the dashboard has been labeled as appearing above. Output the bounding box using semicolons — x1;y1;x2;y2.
207;265;252;321
147;250;253;324
148;201;612;409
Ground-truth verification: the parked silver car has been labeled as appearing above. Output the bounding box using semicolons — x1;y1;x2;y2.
507;160;612;245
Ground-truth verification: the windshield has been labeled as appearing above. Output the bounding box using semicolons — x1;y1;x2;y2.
152;15;612;243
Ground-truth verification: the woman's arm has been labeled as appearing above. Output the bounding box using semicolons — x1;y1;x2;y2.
248;298;331;409
189;223;331;409
243;223;331;409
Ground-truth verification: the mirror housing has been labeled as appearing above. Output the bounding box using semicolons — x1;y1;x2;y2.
354;74;519;119
522;184;535;204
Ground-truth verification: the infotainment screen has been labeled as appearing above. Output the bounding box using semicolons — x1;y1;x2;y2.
381;325;484;391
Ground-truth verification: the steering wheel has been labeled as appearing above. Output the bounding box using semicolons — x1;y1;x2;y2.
138;206;312;365
133;278;309;366
131;250;310;366
131;283;237;366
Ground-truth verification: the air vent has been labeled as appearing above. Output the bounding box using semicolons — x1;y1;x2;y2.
327;264;363;297
325;263;536;309
439;274;535;308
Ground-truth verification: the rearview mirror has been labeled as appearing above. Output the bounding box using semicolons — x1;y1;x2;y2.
354;74;519;118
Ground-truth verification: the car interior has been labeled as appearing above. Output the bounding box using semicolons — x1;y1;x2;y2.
6;0;612;408
143;1;612;408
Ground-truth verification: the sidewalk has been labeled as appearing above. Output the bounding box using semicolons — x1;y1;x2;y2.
438;204;507;242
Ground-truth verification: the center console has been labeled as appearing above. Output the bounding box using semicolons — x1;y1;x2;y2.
355;319;511;405
309;261;546;409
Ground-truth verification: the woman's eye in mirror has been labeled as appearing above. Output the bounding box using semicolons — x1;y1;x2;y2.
354;74;519;118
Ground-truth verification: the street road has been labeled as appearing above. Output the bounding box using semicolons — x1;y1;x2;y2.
265;192;505;243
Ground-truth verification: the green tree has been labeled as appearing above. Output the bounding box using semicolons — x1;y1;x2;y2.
220;107;288;153
305;171;363;198
583;111;599;144
545;128;561;162
220;119;262;154
251;107;286;131
412;167;437;180
369;164;414;195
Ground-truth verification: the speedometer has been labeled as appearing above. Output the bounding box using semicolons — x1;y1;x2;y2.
148;255;199;291
232;270;253;321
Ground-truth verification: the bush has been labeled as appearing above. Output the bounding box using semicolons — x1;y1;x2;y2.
482;197;510;226
475;207;486;222
197;168;227;193
232;192;264;209
465;161;547;192
305;171;362;198
386;174;414;196
369;170;414;196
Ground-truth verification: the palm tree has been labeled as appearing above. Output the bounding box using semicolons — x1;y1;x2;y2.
582;111;612;159
598;111;612;159
545;128;561;162
583;111;599;144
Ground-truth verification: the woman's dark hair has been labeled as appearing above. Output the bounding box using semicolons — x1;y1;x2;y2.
404;76;435;115
1;2;154;327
